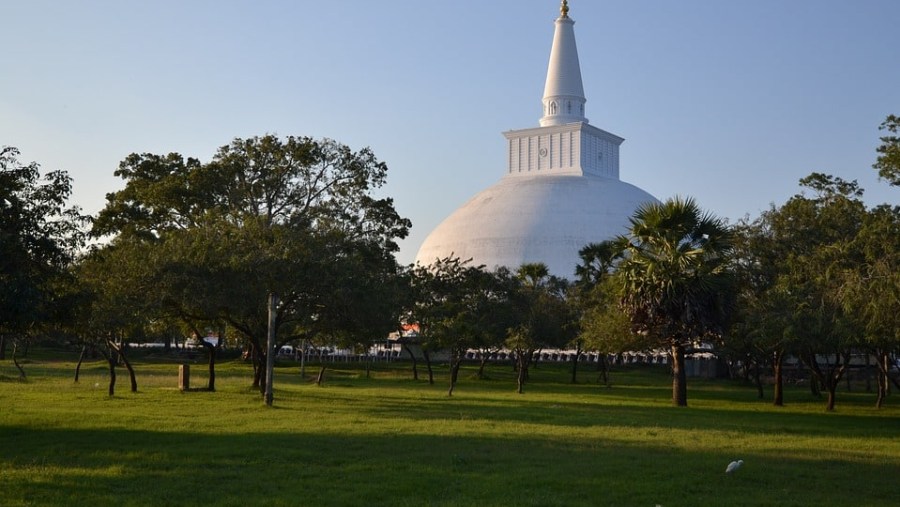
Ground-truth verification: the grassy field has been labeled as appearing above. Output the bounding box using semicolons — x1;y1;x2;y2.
1;351;899;506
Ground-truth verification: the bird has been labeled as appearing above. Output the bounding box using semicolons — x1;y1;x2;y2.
726;459;744;474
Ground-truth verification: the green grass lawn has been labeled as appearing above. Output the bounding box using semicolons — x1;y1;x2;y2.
1;351;898;506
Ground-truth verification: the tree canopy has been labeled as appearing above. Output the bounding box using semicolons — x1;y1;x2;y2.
614;196;734;406
874;114;900;185
88;135;410;397
1;147;86;361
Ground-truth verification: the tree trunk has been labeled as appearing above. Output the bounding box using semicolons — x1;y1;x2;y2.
741;355;751;382
753;360;764;399
875;351;889;409
810;371;821;398
671;343;687;407
570;346;581;384
402;343;419;381
250;342;262;388
825;384;837;411
99;348;117;397
109;342;138;393
875;369;886;409
315;366;326;386
772;350;784;407
806;353;847;412
422;349;434;385
108;358;117;397
597;354;609;387
477;355;488;379
253;360;263;388
0;334;6;360
257;354;267;396
123;356;138;393
74;345;87;383
448;350;462;397
515;351;531;394
12;341;26;379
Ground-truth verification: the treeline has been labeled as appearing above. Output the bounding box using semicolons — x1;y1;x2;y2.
1;116;898;410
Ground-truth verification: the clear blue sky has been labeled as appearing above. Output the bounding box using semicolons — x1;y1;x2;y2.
3;0;898;265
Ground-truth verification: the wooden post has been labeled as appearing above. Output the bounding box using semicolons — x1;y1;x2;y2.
264;292;278;406
178;364;190;391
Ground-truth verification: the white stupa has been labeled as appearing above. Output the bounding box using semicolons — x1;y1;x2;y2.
415;1;658;278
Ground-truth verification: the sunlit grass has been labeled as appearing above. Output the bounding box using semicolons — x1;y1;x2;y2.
1;352;898;506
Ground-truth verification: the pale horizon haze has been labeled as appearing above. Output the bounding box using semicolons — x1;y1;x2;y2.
2;0;899;265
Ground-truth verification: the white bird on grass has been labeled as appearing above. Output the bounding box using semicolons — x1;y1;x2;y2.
726;459;744;474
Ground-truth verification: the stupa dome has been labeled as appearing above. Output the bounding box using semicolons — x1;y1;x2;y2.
416;173;657;278
415;2;658;278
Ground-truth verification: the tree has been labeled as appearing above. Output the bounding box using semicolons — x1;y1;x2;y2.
873;114;900;185
728;217;797;405
91;135;410;401
615;196;734;407
312;239;409;381
576;275;640;386
470;267;517;380
405;262;444;385
1;147;85;364
776;174;867;411
575;240;630;385
507;263;575;394
406;257;486;391
74;246;153;396
407;258;487;395
839;204;900;408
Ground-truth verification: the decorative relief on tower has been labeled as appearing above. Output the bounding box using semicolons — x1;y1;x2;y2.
557;132;563;168
504;124;622;177
568;132;574;167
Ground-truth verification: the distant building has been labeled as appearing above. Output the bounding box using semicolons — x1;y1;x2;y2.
416;1;658;278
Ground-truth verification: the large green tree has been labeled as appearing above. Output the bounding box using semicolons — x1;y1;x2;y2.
91;135;410;399
615;197;734;407
407;257;513;396
728;215;799;405
1;147;85;366
772;174;866;411
839;204;900;407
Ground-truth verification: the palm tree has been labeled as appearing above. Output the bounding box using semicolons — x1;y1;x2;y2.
575;239;623;286
616;196;734;406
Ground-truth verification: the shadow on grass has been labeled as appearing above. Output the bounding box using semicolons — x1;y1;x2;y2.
354;390;899;441
3;358;900;505
1;425;898;507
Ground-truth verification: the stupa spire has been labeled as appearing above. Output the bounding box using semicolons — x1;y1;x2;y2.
540;1;587;127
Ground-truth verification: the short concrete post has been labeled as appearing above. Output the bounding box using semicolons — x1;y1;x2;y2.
179;364;190;391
